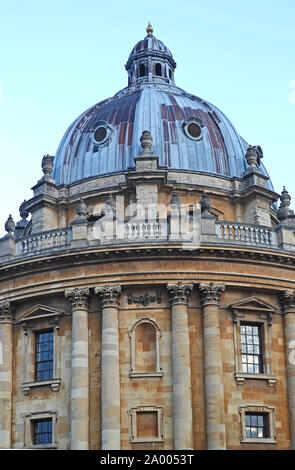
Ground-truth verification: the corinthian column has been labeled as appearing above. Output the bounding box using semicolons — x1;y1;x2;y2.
94;284;121;450
280;289;295;449
166;281;194;450
65;287;91;450
198;282;226;450
0;302;14;449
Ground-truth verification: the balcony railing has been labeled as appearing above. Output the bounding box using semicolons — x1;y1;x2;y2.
1;218;292;263
16;229;71;256
216;222;276;246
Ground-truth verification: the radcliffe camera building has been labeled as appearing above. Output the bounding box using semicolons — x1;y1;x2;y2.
1;24;295;450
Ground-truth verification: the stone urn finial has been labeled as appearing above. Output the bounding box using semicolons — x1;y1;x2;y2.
105;194;116;214
5;215;15;236
41;154;54;178
200;192;211;214
170;189;181;209
76;198;88;219
245;146;258;169
140;130;153;154
19;200;29;222
277;187;293;221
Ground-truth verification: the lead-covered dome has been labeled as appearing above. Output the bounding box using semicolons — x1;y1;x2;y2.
52;26;272;187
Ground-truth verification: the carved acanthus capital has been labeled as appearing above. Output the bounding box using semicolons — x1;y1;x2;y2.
94;284;122;309
0;302;14;324
280;289;295;314
198;282;225;306
65;287;90;311
166;281;194;306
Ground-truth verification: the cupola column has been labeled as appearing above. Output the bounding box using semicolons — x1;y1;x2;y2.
166;281;194;449
94;284;122;450
197;282;226;450
0;302;14;449
65;287;91;450
280;290;295;449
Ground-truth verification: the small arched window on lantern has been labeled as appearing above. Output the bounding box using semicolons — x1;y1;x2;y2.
155;63;162;77
129;318;163;378
139;63;147;77
169;69;172;80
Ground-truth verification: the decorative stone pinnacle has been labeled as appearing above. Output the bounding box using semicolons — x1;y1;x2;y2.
0;302;14;324
19;201;29;221
245;146;258;169
170;189;181;208
65;287;90;311
166;281;194;306
146;22;153;35
279;289;295;313
198;282;225;306
105;194;116;213
5;215;15;236
94;284;122;308
277;187;293;221
41;154;54;178
75;198;88;219
200;192;211;214
140;130;153;155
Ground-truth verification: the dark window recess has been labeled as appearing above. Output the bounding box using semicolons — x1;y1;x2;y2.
139;64;146;77
155;63;162;76
94;126;107;143
35;331;54;381
240;324;263;374
33;419;53;445
169;69;172;80
245;413;269;438
187;122;202;139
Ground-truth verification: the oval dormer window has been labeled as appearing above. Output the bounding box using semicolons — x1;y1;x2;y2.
183;118;204;141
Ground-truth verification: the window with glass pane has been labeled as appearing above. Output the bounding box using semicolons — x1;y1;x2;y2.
245;413;268;438
33;419;52;445
240;323;263;374
35;331;54;381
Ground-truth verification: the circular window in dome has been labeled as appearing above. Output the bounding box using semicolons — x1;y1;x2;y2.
183;118;204;141
94;126;107;143
91;121;111;145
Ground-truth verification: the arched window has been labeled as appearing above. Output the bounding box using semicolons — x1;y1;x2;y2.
139;63;146;77
129;318;163;377
169;69;172;80
155;63;162;76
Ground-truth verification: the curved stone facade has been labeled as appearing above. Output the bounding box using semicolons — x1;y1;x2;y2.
0;27;295;451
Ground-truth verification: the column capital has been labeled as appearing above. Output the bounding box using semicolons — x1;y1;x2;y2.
0;301;14;324
198;282;225;307
166;281;194;306
94;284;122;309
65;287;90;311
280;289;295;314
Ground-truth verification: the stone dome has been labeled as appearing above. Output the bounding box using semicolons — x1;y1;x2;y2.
52;27;273;188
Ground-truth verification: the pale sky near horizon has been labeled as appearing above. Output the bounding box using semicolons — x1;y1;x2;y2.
0;0;294;236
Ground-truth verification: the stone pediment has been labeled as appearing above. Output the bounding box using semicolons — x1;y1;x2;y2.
228;296;277;313
16;304;64;323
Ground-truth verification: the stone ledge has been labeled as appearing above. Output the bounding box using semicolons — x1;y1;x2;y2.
234;372;277;387
240;437;277;444
21;378;61;395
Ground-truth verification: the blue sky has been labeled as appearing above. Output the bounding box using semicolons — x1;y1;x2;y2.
0;0;294;235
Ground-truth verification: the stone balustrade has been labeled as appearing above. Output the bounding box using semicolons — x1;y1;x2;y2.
15;229;71;256
0;218;294;263
216;222;276;246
